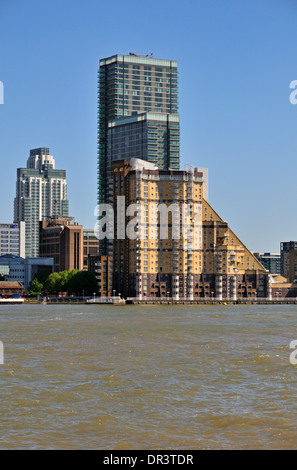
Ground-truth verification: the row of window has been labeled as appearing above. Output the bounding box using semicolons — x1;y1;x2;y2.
109;76;178;83
1;243;19;249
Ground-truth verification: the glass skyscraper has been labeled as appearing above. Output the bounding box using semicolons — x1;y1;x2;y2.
107;112;180;168
97;53;180;254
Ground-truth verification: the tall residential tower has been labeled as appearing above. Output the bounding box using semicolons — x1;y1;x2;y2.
14;148;69;257
97;53;179;254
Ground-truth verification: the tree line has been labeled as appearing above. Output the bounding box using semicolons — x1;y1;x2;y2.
28;269;98;296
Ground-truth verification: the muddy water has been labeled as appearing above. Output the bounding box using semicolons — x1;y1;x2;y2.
0;303;297;449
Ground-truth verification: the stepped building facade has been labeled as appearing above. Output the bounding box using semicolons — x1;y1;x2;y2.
108;158;269;300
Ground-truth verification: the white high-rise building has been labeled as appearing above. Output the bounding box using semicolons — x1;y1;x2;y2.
14;148;69;257
0;222;25;258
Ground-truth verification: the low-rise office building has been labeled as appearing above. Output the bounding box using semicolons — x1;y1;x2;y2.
39;217;83;272
0;254;53;289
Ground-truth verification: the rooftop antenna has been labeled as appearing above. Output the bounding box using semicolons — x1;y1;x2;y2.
129;52;153;58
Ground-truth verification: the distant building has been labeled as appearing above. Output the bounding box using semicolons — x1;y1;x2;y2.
0;281;24;296
288;250;297;283
268;275;297;299
280;241;297;278
83;229;99;270
253;252;281;275
0;264;9;279
110;158;268;300
88;255;113;297
0;254;53;289
14;148;69;257
0;222;25;258
39;217;83;272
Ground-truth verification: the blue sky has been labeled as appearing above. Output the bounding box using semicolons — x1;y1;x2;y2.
0;0;296;253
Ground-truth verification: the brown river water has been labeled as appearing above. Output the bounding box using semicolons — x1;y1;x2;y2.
0;303;297;450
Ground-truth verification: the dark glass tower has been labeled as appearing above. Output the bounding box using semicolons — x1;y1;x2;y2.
107;112;180;169
97;53;179;254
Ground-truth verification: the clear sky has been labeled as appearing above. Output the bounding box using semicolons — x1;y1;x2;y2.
0;0;296;253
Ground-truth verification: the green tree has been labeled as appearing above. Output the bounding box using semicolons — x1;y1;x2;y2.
44;270;98;296
28;277;43;295
67;270;98;295
44;272;62;294
34;271;51;285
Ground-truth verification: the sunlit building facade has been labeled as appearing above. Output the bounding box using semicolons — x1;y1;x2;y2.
111;158;268;300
